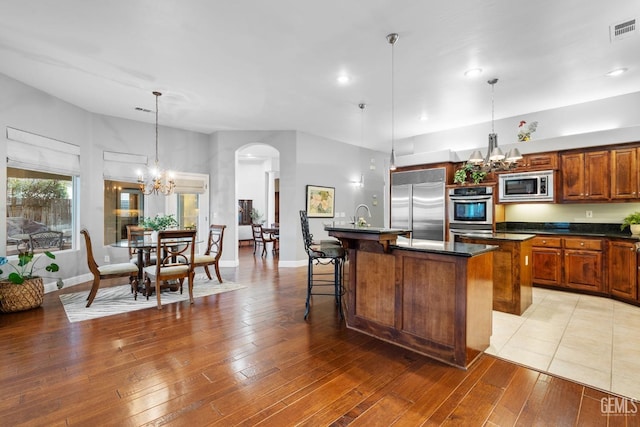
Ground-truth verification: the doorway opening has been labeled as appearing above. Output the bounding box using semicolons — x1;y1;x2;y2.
236;144;280;256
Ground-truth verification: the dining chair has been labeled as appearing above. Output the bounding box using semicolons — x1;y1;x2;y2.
143;229;197;310
126;225;156;267
191;224;226;282
299;210;345;320
251;224;277;257
80;229;139;308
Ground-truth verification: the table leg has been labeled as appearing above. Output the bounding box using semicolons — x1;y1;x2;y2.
133;248;144;300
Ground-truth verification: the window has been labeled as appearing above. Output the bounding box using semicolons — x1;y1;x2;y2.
6;168;75;256
178;194;199;230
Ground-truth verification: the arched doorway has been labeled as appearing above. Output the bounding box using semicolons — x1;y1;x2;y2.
236;144;280;256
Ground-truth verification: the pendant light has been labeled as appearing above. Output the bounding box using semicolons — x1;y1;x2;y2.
137;91;176;196
387;33;398;171
467;78;522;171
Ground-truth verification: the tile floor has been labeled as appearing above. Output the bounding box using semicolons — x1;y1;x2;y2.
487;287;640;400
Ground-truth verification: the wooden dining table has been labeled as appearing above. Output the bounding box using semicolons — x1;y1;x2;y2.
111;236;200;295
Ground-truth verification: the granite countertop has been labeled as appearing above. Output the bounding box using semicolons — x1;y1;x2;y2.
324;225;411;235
496;222;639;240
459;232;537;242
392;236;497;257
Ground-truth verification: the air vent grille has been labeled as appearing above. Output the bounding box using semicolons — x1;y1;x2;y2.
610;18;637;41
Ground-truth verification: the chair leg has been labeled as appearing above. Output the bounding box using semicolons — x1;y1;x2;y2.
214;263;223;283
188;271;195;304
304;258;313;320
85;276;101;307
203;265;213;280
156;278;162;309
335;258;344;319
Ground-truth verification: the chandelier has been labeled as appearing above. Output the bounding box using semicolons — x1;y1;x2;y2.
138;91;175;195
387;32;399;171
467;78;522;172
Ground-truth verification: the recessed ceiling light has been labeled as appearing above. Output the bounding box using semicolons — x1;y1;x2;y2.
419;113;429;121
606;67;628;77
464;68;483;77
337;74;350;84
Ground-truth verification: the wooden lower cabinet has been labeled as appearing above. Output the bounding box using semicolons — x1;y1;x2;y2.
532;236;606;294
608;240;638;300
564;249;604;292
531;237;562;286
460;236;533;315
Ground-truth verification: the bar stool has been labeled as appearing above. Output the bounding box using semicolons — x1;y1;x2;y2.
299;210;345;320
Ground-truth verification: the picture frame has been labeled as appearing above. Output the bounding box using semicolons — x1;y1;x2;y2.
305;185;335;218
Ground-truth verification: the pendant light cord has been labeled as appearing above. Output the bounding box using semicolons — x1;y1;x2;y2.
153;91;161;165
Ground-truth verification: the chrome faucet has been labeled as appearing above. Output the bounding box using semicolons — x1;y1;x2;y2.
353;204;372;225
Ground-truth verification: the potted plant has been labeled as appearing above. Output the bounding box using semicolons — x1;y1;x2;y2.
454;163;487;185
0;250;63;313
621;211;640;235
141;214;178;231
250;208;264;224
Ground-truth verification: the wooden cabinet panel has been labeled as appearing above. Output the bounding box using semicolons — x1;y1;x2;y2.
564;238;602;251
402;256;456;346
611;147;640;200
460;237;532;315
354;251;396;326
520;153;558;171
532;247;562;286
608;240;638;300
531;237;562;248
561;151;610;201
585;151;610;200
564;249;604;292
561;153;585;200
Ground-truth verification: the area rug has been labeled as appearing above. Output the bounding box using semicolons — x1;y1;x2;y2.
59;274;246;323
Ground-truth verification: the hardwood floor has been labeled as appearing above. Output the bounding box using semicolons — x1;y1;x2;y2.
1;247;638;426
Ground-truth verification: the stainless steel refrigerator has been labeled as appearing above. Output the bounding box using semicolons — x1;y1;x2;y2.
391;168;446;241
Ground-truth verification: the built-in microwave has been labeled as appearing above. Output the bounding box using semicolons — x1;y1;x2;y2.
498;170;554;203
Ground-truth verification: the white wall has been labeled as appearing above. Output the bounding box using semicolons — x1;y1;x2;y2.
396;91;640;165
210;130;390;267
0;73;209;284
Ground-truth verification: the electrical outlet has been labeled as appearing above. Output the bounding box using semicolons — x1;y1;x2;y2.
586;210;593;218
104;255;110;263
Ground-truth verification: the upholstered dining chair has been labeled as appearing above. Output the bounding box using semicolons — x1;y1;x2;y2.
251;224;277;257
126;225;156;267
191;224;226;282
80;229;139;308
299;210;345;320
143;229;197;310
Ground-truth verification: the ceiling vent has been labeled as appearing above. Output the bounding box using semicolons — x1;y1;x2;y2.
610;18;637;42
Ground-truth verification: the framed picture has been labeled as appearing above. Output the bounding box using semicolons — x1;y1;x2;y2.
306;185;335;218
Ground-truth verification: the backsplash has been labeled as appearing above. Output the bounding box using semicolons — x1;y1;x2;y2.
503;202;640;224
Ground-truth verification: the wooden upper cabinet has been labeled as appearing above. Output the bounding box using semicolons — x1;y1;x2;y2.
585;151;610;200
611;147;640;200
561;150;609;201
518;152;558;171
561;152;586;200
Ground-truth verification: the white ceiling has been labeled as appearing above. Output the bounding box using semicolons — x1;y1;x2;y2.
0;1;639;152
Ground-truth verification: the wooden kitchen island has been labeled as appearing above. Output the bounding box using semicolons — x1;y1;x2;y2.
325;226;497;369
